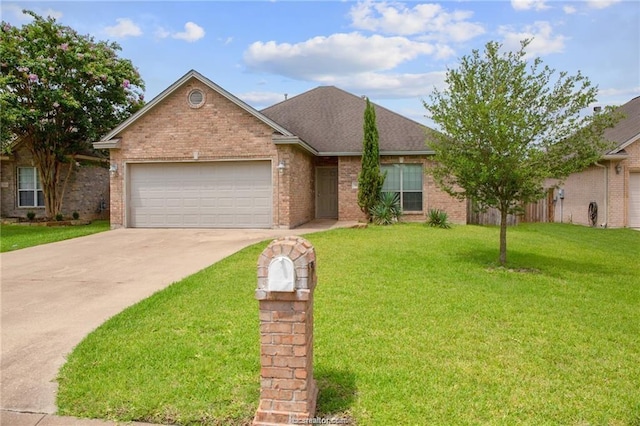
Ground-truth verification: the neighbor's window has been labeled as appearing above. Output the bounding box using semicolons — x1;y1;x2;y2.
18;167;44;208
381;164;423;211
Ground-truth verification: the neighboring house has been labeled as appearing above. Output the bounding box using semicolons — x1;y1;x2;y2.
0;141;109;220
94;69;465;229
546;96;640;228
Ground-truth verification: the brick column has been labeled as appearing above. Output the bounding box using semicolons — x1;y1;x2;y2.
254;236;318;425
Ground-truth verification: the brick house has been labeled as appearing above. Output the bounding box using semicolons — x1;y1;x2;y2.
0;142;109;221
546;95;640;228
94;69;465;229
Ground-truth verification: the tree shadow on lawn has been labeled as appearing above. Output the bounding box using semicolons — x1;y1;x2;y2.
456;247;622;279
315;367;357;421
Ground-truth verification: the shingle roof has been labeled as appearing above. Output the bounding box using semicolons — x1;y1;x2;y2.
607;95;640;153
261;86;436;155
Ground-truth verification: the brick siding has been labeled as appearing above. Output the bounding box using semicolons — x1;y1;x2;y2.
1;146;109;220
336;155;467;223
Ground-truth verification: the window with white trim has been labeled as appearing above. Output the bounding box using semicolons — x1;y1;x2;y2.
18;167;44;208
381;164;423;211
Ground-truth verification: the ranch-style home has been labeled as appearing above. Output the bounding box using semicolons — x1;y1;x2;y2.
94;69;465;229
546;95;640;228
0;141;109;221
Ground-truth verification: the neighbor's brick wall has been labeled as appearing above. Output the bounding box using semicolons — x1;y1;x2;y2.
620;139;640;227
1;146;109;220
337;155;467;224
110;77;280;228
278;145;315;228
547;165;606;226
608;160;625;228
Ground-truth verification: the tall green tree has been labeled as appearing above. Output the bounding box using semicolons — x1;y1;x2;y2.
358;98;385;221
424;40;619;265
1;11;144;218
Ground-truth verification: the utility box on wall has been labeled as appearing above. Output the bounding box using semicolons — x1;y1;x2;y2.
254;236;318;426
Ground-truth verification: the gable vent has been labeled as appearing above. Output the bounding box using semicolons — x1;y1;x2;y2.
188;89;205;108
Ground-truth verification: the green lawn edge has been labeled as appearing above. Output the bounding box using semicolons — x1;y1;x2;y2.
1;220;110;252
56;223;640;425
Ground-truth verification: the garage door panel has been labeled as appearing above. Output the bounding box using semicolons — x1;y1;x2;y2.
129;162;272;228
630;173;640;228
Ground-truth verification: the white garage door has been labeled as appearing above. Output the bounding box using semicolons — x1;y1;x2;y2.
630;172;640;228
129;161;272;228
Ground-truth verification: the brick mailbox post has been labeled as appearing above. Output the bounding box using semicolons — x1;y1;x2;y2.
253;236;318;425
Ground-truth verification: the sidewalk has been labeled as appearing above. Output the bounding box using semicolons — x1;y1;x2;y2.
1;410;165;426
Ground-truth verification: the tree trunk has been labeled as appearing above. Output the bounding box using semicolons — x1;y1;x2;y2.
30;146;71;219
499;207;508;266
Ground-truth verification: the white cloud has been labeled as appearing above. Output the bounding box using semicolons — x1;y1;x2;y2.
155;27;171;39
239;91;288;106
511;0;550;11
104;18;142;38
499;21;567;57
173;22;205;42
154;22;205;42
587;0;621;9
349;0;485;42
244;32;440;80
563;5;577;14
42;8;63;20
315;71;447;99
1;4;63;22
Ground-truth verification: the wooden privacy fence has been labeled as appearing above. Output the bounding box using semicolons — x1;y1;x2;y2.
467;189;554;225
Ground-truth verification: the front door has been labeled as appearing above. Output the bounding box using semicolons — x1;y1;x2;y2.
316;167;338;219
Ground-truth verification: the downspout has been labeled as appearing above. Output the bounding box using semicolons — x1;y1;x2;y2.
594;162;608;227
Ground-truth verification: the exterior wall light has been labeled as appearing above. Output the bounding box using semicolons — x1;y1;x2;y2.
277;160;286;171
615;163;622;174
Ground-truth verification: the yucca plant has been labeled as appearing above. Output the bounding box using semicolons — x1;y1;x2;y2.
426;208;451;228
370;192;402;225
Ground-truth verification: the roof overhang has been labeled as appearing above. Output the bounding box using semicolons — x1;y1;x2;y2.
93;139;121;150
316;150;435;157
273;135;318;156
602;152;629;161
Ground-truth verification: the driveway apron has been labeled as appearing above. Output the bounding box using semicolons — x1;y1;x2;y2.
0;224;348;414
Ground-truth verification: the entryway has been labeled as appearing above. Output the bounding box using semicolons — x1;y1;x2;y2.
316;167;338;219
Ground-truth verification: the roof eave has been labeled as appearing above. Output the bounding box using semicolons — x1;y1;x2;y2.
317;150;435;157
272;135;318;156
609;133;640;154
93;139;121;150
602;153;629;161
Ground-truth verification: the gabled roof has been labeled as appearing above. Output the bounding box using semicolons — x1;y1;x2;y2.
606;95;640;154
261;86;436;155
99;69;293;142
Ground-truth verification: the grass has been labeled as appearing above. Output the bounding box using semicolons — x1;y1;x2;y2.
0;220;110;252
56;223;640;425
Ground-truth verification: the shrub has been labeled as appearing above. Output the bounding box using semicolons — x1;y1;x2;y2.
55;213;64;221
26;211;36;221
426;209;451;229
72;211;80;220
370;192;402;225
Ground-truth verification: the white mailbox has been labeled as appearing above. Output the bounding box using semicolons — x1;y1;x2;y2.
267;256;296;292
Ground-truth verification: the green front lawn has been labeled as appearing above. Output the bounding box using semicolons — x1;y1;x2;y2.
0;220;110;252
56;223;640;425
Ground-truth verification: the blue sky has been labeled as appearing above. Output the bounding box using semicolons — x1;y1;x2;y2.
2;1;638;125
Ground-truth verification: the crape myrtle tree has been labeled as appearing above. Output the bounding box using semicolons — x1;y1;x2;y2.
0;11;144;218
357;97;385;221
424;40;619;265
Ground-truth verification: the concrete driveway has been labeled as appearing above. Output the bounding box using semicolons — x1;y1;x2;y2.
1;221;352;416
